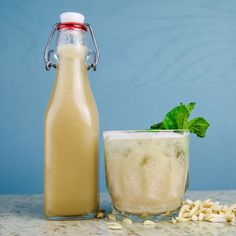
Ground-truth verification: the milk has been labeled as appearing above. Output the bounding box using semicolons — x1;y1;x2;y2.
44;36;99;218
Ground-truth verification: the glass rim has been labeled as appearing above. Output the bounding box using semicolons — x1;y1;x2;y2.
103;129;190;135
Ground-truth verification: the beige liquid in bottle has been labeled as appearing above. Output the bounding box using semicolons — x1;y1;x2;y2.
44;43;99;219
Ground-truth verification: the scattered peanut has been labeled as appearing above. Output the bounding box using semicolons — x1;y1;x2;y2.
205;214;227;223
96;211;105;218
175;217;190;222
232;208;236;216
202;199;213;208
143;220;156;227
225;212;235;222
185;199;193;205
191;215;198;221
108;213;116;221
229;219;236;226
172;218;177;224
178;204;189;217
96;208;105;218
171;199;236;225
107;222;122;230
122;218;133;225
198;212;205;221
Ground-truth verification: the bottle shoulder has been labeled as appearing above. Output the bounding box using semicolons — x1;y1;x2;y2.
45;95;99;126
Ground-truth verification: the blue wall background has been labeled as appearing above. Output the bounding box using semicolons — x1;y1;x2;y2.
0;0;236;194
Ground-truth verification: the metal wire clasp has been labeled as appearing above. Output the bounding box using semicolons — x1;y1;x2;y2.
44;22;100;71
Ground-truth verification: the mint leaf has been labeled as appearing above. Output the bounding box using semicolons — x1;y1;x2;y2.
150;122;164;129
162;103;189;129
188;117;210;137
150;102;210;138
186;102;195;116
163;116;176;129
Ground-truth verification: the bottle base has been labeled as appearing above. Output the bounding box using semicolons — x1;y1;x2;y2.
46;211;98;221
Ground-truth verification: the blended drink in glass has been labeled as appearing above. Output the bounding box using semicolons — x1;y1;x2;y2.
104;130;189;221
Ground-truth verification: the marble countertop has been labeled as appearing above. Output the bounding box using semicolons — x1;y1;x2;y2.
0;191;236;236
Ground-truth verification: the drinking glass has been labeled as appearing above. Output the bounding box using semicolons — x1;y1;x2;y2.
103;130;189;222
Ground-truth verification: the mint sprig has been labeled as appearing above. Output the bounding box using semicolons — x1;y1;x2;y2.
150;102;210;138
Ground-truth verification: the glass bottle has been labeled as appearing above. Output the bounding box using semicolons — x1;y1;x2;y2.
44;12;100;220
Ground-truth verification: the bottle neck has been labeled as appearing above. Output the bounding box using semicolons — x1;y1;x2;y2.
55;28;90;96
57;28;87;47
56;28;88;74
